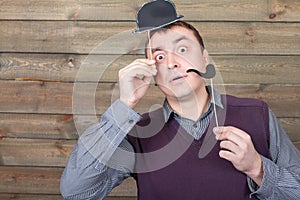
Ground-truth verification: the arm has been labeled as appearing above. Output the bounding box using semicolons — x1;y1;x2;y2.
60;100;141;199
60;58;156;199
248;110;300;199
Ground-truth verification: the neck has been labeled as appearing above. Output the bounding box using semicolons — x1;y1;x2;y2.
167;87;210;121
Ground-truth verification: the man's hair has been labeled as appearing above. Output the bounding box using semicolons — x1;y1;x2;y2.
145;20;205;58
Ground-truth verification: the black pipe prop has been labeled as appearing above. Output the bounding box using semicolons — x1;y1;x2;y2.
186;64;216;79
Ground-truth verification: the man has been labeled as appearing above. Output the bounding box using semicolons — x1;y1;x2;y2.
60;1;300;199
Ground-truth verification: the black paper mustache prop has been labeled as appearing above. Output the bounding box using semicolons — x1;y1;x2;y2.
186;64;216;79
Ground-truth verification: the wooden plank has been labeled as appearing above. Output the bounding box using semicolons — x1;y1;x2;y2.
0;166;137;196
195;22;300;55
279;118;300;142
0;194;64;200
294;142;300;150
214;55;300;84
0;81;299;117
224;84;300;118
0;113;298;141
1;54;300;84
109;178;137;197
1;128;300;167
0;194;135;200
0;141;299;194
0;53;85;83
0;114;79;139
0;0;299;22
0;21;299;55
0;138;74;167
0;167;62;194
179;0;300;22
0;0;138;21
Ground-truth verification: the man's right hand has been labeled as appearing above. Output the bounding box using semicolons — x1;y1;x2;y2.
119;59;157;109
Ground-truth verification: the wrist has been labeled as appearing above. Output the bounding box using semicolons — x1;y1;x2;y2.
120;97;136;109
247;156;264;186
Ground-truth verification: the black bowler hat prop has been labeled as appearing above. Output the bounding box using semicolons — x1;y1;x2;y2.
134;0;184;33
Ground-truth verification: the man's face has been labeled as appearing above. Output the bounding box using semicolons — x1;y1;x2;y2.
149;26;210;101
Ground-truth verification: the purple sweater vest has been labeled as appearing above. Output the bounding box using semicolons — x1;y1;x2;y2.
127;95;270;200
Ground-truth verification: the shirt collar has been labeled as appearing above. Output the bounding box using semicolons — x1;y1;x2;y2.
162;86;224;123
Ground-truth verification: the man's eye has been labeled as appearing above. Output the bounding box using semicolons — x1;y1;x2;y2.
178;46;187;53
155;54;165;61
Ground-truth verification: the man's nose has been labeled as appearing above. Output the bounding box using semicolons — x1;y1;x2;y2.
167;53;180;69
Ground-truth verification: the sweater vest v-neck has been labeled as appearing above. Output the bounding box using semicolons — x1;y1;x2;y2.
127;95;270;200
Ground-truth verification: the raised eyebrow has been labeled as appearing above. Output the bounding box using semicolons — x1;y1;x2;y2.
151;47;164;54
151;36;190;54
173;36;190;44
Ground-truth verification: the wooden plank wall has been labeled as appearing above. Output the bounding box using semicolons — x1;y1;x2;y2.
0;0;299;199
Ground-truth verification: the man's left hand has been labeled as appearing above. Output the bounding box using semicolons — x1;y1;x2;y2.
213;126;264;186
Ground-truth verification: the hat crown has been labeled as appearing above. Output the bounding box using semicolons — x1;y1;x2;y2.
134;0;183;33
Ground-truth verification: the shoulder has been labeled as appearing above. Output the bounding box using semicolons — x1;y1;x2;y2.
224;94;268;109
137;107;165;127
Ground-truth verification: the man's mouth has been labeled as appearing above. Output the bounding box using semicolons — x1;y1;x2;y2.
170;75;187;82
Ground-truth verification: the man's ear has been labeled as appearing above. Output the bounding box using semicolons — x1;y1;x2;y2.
202;49;210;66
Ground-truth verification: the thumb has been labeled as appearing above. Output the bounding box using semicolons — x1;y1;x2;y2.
143;76;153;84
213;126;227;140
213;126;225;134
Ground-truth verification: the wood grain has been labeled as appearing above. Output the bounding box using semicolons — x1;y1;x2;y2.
0;194;65;200
0;194;136;200
0;81;299;117
0;113;298;141
294;142;300;150
0;166;62;194
0;166;137;196
1;54;300;84
0;21;299;55
0;140;298;195
0;114;78;139
279;118;300;142
1;135;300;167
0;138;74;167
0;1;299;199
0;0;299;22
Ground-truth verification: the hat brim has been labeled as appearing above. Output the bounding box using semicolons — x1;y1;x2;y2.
133;15;184;34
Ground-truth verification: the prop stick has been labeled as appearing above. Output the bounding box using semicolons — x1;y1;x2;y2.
186;64;219;127
210;78;219;127
148;31;153;60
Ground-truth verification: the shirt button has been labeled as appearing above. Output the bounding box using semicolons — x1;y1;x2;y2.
129;119;134;124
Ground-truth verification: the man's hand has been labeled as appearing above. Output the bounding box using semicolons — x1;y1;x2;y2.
213;126;264;186
119;59;157;109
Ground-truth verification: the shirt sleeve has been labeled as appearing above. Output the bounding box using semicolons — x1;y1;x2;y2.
248;109;300;199
60;99;141;199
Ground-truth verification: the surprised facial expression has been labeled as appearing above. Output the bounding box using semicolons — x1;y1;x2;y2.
148;26;210;101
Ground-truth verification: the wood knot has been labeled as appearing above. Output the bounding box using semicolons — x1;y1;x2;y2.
71;7;81;20
39;81;45;87
0;129;8;138
245;29;255;37
55;140;69;156
68;57;74;63
269;13;277;19
68;57;75;67
60;115;74;123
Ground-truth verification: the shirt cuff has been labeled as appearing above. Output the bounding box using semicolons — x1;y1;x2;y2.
104;99;142;134
248;156;278;199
